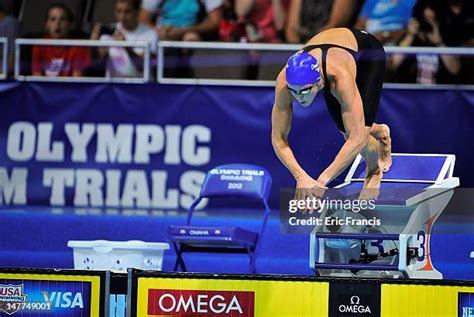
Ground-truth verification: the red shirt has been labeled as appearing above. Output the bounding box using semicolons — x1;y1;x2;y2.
247;0;278;43
31;44;91;77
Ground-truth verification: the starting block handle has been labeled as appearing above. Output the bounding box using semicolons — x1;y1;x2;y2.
316;233;399;240
314;262;399;271
398;234;411;275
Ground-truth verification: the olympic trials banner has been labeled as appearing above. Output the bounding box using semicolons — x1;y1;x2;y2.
0;82;473;209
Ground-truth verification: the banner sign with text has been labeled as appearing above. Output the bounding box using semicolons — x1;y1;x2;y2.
0;83;473;208
132;273;329;316
0;269;105;317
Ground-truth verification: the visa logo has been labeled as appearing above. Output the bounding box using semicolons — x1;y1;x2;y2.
42;291;84;308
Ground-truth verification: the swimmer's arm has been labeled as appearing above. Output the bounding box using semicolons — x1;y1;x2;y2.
317;74;367;185
271;80;310;181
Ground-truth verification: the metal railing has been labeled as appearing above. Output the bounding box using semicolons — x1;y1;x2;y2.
157;41;299;87
3;38;474;89
157;41;474;89
0;38;7;80
14;39;151;83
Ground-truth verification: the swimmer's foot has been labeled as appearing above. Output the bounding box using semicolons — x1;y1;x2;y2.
359;168;382;201
378;124;392;173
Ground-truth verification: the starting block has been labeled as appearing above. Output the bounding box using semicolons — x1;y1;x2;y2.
309;153;459;279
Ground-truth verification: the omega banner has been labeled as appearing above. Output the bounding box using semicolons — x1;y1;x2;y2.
132;274;329;316
331;281;474;317
131;272;474;317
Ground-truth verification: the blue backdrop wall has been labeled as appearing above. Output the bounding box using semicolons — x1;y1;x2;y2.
1;82;474;278
0;82;473;209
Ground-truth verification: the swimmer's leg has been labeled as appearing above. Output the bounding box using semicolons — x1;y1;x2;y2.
370;123;392;172
359;130;382;200
340;129;382;200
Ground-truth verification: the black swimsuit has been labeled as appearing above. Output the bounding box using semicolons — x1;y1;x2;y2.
301;29;386;132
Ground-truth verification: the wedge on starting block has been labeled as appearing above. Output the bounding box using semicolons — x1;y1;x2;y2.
310;153;459;279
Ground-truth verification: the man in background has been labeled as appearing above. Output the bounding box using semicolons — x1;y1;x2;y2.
355;0;417;45
91;0;158;78
139;0;223;41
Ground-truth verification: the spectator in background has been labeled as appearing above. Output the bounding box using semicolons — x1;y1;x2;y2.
436;0;474;47
218;0;286;80
0;2;20;75
234;0;285;43
439;0;474;84
139;0;223;41
285;0;358;43
219;0;244;41
426;0;474;84
219;0;289;42
391;2;461;84
31;3;90;77
272;0;287;40
90;0;158;78
355;0;417;45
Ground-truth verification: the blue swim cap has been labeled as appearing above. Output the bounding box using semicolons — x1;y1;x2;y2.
285;52;321;85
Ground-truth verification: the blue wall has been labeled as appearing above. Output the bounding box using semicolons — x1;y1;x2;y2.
1;83;474;279
0;82;473;209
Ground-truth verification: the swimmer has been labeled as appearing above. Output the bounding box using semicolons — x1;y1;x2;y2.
271;28;392;201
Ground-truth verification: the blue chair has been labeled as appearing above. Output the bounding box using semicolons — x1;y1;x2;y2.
168;163;272;273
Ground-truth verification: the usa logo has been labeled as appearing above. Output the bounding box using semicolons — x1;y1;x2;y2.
0;284;28;315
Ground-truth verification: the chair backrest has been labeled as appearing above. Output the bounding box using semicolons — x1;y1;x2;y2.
199;163;272;202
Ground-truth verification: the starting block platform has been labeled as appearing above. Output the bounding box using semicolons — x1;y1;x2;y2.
310;153;460;279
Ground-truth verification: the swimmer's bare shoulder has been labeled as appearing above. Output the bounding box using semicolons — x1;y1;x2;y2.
274;69;293;110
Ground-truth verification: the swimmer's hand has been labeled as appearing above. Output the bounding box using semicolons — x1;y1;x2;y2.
294;175;328;213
